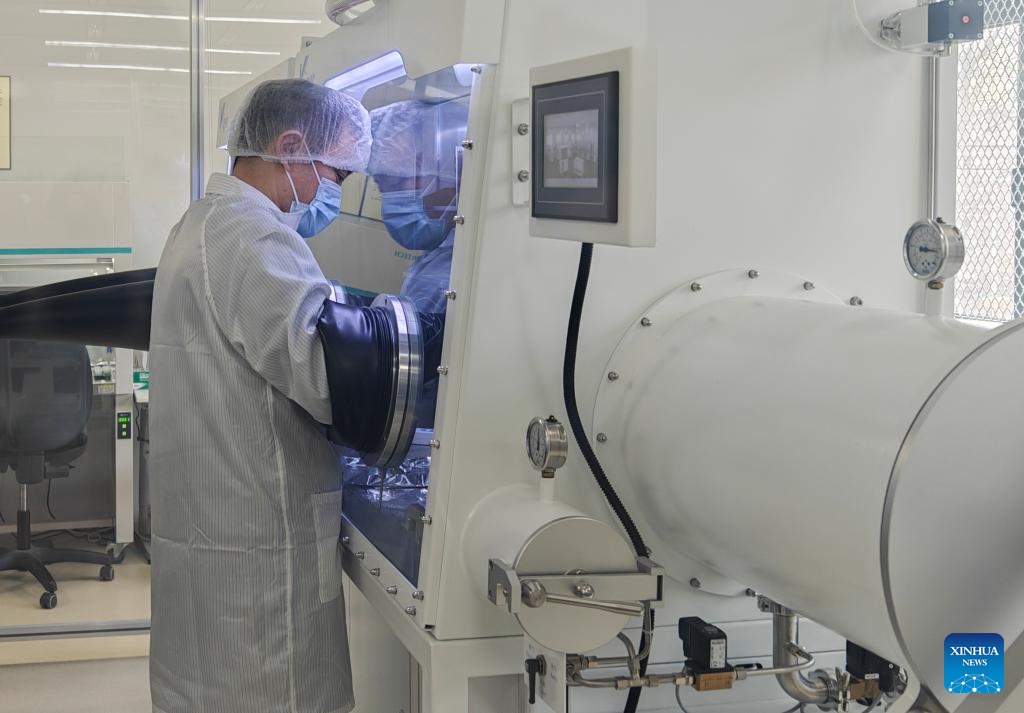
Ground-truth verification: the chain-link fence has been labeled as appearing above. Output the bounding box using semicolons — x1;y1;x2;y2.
956;1;1024;321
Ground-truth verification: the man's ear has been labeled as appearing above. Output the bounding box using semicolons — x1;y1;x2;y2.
274;130;305;159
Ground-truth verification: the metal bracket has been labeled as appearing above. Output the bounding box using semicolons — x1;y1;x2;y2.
488;557;664;617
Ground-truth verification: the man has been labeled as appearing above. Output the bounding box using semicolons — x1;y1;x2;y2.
148;78;371;713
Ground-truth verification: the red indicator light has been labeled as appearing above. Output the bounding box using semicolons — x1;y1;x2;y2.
962;15;971;24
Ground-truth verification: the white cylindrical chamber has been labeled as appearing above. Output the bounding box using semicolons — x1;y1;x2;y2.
462;484;638;653
593;293;1024;710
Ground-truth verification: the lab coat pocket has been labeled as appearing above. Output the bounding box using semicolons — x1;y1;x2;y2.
311;489;344;604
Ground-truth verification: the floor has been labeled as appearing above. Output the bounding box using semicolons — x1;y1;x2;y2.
0;656;152;713
0;533;152;711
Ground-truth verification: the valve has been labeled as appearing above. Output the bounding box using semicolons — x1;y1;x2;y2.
525;656;547;705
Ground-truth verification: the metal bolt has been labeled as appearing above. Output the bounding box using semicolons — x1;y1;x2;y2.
412;590;425;601
429;439;441;449
370;568;381;577
573;582;596;598
517;169;530;182
354;551;365;560
849;296;864;306
745;588;757;597
689;578;702;589
607;371;620;381
420;515;433;525
461;139;474;150
690;282;702;292
453;215;466;225
517;122;530;136
803;281;815;291
596;433;608;443
405;606;417;616
748;269;760;279
386;585;399;595
927;280;944;290
445;289;457;300
640;317;652;327
470;65;482;74
341;536;351;545
437;365;449;376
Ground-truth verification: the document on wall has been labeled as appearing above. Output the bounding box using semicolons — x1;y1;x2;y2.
0;77;9;170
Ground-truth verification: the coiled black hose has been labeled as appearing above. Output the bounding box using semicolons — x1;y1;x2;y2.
561;242;651;713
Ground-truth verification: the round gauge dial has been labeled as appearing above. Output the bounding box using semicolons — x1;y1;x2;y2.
526;416;568;473
903;219;965;281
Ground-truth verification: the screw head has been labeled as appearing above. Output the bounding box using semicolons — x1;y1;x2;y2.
517;169;530;182
573;582;596;598
461;139;474;150
849;296;864;306
370;568;381;577
803;281;815;291
596;433;608;443
517;122;530;136
354;551;365;560
412;590;425;600
640;317;652;327
690;282;702;292
437;365;449;375
949;32;955;39
405;606;417;616
341;536;351;545
420;515;433;524
429;439;441;449
444;289;457;300
470;65;482;74
748;269;760;279
386;585;399;595
607;371;620;381
453;215;466;225
689;578;702;589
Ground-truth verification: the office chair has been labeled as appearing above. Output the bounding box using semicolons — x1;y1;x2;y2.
0;339;116;609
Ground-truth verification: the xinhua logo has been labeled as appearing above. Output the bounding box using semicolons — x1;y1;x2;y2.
945;633;1004;694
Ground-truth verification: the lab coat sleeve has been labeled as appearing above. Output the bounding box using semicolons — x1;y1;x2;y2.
200;209;334;425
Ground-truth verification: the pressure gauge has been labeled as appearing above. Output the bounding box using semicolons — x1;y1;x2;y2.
526;416;568;473
903;218;965;281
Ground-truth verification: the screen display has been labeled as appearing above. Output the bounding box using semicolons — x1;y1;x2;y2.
543;108;599;189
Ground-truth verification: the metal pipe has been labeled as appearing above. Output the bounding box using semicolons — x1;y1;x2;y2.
617;632;640;680
189;0;206;201
735;641;816;679
773;611;831;705
927;54;939;217
19;484;27;511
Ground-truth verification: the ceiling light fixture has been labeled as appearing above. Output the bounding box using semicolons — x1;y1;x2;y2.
48;62;252;76
45;40;279;56
39;10;320;25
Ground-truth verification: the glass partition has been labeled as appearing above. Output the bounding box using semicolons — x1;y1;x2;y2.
0;258;123;533
317;63;474;585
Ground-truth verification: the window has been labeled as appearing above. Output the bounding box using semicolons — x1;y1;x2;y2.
956;1;1024;321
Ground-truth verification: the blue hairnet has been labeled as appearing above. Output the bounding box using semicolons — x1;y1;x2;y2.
228;79;372;173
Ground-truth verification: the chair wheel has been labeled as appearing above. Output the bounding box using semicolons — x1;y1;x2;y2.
100;565;115;582
40;592;57;609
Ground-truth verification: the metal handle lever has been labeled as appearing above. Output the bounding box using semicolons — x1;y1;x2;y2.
521;579;644;617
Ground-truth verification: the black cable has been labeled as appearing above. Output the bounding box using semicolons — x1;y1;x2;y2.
46;478;56;520
562;242;651;713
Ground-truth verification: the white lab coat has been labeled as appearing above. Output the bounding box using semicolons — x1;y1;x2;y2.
148;173;353;713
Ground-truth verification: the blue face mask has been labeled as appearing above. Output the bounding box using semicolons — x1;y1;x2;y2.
283;164;342;239
380;188;452;251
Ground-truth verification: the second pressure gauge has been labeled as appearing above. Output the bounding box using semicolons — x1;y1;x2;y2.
526;416;568;473
903;218;965;281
